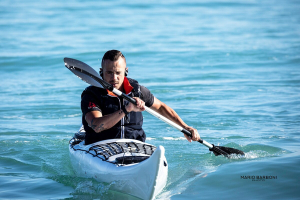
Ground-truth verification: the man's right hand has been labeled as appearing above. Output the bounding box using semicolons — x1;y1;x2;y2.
126;97;146;113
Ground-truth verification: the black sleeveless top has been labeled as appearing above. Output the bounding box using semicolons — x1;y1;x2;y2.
81;78;154;145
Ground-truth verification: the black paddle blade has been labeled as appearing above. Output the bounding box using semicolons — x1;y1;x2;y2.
210;145;245;157
64;57;105;89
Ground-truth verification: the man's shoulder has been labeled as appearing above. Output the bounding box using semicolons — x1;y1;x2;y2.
81;86;107;97
84;85;106;92
127;77;139;85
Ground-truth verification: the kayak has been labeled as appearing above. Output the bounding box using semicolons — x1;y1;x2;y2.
69;126;168;200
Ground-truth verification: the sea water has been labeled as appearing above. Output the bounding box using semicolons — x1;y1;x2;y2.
0;0;300;199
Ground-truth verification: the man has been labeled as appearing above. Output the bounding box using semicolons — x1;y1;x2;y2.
81;50;200;145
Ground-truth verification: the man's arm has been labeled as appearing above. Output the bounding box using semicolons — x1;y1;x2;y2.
85;97;145;133
150;97;200;142
85;109;125;133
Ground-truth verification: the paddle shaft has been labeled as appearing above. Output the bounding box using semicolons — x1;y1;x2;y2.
111;87;214;149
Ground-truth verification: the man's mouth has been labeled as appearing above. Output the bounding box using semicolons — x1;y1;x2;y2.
110;82;118;86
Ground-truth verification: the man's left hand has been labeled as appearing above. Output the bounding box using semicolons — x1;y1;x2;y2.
183;126;200;142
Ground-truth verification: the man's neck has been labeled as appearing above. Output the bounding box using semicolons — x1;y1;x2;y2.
118;83;125;93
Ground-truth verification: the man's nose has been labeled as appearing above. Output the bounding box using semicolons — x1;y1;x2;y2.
113;73;118;80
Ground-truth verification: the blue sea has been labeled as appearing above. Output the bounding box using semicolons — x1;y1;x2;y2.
1;0;300;199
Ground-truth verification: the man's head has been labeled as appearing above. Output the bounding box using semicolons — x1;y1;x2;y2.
100;50;128;91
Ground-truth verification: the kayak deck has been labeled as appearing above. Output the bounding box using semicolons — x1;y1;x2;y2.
70;132;156;166
70;139;156;165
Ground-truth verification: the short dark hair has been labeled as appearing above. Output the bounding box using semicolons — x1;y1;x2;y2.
101;50;126;67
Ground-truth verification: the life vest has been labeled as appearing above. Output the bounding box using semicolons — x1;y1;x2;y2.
81;78;146;145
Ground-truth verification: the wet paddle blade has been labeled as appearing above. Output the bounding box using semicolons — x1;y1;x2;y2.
64;57;104;88
210;145;245;157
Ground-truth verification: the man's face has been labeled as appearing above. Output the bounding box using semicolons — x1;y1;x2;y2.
102;57;127;91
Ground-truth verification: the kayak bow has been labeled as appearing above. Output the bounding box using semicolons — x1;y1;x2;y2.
69;127;168;200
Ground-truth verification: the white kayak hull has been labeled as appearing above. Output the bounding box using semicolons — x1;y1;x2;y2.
69;137;168;200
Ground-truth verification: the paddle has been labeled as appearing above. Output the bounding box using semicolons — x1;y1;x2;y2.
64;57;245;157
